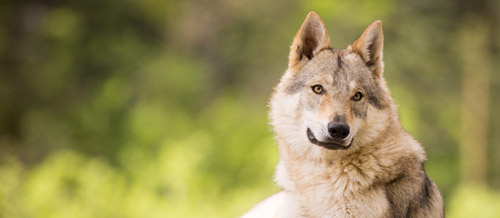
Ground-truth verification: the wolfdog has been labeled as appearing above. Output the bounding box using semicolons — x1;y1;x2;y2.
242;12;444;218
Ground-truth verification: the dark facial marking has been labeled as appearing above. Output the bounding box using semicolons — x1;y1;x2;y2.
366;88;383;109
352;104;366;118
337;56;343;68
333;115;346;123
358;76;386;110
285;74;306;94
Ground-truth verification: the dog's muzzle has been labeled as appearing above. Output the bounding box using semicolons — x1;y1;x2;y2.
307;128;353;150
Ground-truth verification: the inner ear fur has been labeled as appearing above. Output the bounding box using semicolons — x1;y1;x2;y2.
351;20;384;79
289;11;331;68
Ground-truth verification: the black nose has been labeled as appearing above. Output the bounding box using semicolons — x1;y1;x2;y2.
327;122;350;139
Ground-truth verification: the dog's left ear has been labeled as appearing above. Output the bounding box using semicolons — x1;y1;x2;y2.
351;20;384;79
289;11;331;68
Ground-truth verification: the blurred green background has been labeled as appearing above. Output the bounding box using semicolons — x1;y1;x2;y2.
0;0;499;217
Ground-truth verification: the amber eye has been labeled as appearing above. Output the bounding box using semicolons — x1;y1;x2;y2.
312;85;324;94
352;92;363;101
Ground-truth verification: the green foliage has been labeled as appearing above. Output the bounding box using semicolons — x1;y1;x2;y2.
448;185;500;218
0;99;278;218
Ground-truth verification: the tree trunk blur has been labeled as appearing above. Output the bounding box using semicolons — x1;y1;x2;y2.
459;17;491;185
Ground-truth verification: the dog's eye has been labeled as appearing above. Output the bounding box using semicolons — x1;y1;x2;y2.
352;92;363;101
312;85;324;94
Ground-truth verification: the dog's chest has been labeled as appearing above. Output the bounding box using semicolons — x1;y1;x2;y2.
301;183;389;218
278;159;389;218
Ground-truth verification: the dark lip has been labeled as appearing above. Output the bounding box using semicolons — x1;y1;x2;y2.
307;128;353;150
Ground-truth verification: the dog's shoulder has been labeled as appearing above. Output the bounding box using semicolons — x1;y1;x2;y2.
384;164;444;218
377;135;444;218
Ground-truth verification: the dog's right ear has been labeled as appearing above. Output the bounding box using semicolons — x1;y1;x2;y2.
350;20;384;79
289;11;331;68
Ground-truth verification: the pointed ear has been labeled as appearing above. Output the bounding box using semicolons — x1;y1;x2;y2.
351;20;384;79
289;11;331;68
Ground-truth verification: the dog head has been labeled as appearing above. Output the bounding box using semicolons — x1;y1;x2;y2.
270;12;395;159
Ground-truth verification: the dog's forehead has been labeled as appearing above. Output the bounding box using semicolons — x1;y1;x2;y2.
283;49;372;95
306;51;338;74
304;49;365;84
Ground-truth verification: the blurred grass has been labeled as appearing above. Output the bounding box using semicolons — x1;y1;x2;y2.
0;98;279;218
0;0;499;217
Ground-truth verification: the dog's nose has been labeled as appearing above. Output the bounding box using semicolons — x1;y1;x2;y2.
327;122;350;140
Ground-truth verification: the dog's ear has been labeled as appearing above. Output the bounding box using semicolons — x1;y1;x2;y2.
289;11;331;68
351;20;384;79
